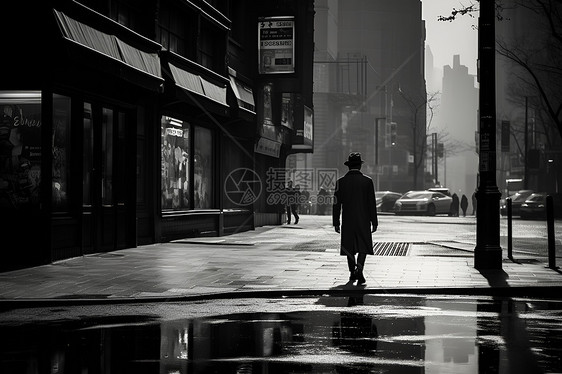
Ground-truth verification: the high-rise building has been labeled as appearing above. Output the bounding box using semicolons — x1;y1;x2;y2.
495;0;562;194
440;55;478;196
309;0;427;195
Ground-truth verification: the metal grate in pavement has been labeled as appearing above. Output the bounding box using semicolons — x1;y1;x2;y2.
373;242;410;256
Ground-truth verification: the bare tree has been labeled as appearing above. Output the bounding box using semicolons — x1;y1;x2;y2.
397;89;445;189
439;0;562;143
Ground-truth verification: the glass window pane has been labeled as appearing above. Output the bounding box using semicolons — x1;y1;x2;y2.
52;94;71;211
194;126;212;209
0;91;42;210
116;112;126;205
83;103;93;206
161;116;190;210
102;108;113;205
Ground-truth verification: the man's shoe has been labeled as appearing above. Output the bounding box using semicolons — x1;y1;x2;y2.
294;220;299;224
355;269;366;285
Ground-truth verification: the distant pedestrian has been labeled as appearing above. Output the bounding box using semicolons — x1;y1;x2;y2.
472;190;477;215
285;181;299;224
301;188;310;214
460;194;468;217
294;185;301;223
317;187;328;215
333;152;378;285
449;193;460;217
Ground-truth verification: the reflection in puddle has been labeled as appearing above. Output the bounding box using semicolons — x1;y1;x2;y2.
1;295;561;373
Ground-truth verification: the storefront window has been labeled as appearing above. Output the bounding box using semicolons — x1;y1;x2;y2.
83;103;93;206
161;116;190;210
194;126;212;209
102;108;114;205
0;91;42;210
52;94;71;211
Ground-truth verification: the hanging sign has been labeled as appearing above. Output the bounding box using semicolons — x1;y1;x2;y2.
258;16;295;74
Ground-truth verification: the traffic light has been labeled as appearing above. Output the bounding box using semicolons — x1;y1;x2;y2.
390;122;397;146
437;142;444;158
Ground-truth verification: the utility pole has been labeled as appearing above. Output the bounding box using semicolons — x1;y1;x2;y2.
475;0;502;270
523;96;529;190
375;117;385;191
433;133;438;186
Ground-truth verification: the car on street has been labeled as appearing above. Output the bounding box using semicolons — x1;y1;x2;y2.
375;191;403;212
500;189;534;216
520;192;547;219
427;187;451;196
393;190;453;216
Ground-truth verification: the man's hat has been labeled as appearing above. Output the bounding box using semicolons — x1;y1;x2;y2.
344;152;364;166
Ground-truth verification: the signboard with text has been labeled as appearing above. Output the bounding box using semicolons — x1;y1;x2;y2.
258;17;295;74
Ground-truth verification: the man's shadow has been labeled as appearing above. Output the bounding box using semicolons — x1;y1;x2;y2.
331;279;367;291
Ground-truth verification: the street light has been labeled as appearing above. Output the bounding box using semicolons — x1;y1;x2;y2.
375;117;386;166
474;0;502;270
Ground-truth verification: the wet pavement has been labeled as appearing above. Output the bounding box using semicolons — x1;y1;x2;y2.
1;294;561;373
1;215;562;372
0;215;561;306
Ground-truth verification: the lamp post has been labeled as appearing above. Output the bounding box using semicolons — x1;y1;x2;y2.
474;0;502;270
375;117;386;190
375;117;386;167
432;133;438;186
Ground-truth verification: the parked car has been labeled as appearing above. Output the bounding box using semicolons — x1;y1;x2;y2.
427;187;451;196
500;189;534;216
520;192;547;219
375;191;402;212
393;190;453;216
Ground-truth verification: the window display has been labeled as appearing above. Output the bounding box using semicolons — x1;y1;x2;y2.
0;91;42;210
161;116;190;210
161;116;214;211
194;126;212;209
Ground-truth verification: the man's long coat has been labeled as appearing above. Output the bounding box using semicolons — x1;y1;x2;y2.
332;170;378;256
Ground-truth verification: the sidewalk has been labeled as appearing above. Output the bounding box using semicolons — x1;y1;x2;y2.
0;215;561;306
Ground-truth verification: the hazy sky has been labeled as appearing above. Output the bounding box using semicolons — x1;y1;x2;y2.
422;0;478;74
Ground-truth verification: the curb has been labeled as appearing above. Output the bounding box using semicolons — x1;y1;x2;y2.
1;286;561;309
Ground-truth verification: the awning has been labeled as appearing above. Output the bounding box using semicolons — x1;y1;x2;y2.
229;76;255;113
168;62;228;107
54;9;162;80
168;63;205;96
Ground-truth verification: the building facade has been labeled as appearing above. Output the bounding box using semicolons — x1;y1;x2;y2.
495;0;562;195
0;0;314;271
440;55;479;197
309;0;426;196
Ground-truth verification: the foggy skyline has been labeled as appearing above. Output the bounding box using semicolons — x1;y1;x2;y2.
422;0;478;75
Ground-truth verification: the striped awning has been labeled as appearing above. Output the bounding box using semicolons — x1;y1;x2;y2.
168;62;228;107
54;9;162;80
229;76;255;113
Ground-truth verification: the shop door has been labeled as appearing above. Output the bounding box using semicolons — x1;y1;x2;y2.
82;103;134;254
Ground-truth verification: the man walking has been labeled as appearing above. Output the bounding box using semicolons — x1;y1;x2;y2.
333;152;378;285
285;180;299;224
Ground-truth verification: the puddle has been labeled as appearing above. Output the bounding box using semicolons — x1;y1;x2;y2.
1;294;561;373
